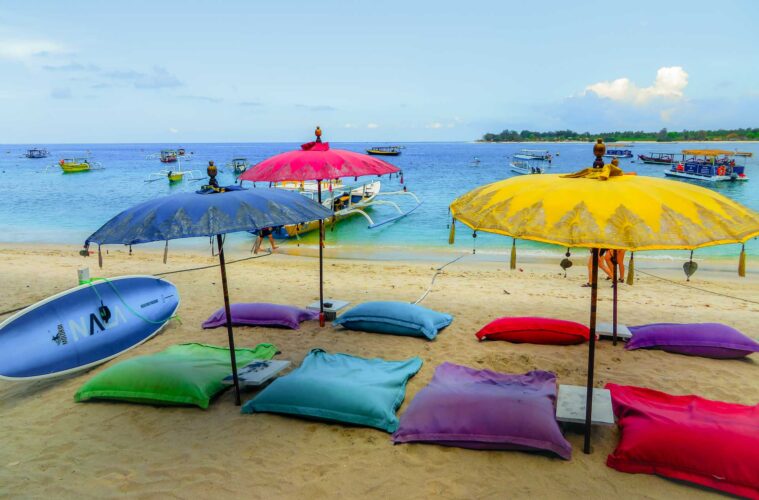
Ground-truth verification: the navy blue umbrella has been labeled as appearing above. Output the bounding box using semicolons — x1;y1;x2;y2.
85;186;332;404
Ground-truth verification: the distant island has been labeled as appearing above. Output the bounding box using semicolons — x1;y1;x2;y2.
479;127;759;143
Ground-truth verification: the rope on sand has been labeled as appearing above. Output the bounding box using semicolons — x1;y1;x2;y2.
413;253;468;305
0;251;274;317
636;269;759;306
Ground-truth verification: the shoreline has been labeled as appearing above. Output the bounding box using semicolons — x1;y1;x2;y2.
0;240;754;273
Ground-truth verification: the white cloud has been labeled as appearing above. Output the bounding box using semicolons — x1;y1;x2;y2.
343;123;356;128
426;122;443;129
0;39;64;61
366;123;379;129
585;66;688;105
169;128;179;134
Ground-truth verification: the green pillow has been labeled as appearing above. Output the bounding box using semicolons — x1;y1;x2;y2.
242;349;423;432
75;343;278;409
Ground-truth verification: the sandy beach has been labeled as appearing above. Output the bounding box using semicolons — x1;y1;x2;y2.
1;244;757;499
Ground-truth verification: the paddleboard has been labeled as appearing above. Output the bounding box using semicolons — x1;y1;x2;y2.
0;275;179;380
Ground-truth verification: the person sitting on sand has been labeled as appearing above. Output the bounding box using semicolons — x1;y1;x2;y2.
583;249;613;287
253;227;278;254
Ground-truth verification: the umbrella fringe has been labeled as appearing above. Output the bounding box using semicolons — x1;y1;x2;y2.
510;239;517;270
163;240;168;264
626;252;634;285
472;230;477;255
739;244;746;277
98;245;103;269
448;219;455;245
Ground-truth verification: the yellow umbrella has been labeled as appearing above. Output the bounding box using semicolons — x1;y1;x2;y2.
449;150;759;454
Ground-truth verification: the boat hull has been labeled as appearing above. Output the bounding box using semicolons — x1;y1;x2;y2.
366;150;400;156
168;173;184;182
61;164;91;173
664;171;748;182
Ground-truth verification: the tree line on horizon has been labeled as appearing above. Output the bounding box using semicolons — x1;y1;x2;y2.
479;127;759;143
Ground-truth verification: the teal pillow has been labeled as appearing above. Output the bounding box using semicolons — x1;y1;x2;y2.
75;343;278;409
332;301;453;340
242;349;423;432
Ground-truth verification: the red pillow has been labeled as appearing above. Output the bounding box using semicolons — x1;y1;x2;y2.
475;317;589;345
606;383;759;499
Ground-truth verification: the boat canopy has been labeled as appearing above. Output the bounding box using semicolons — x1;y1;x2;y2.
681;149;736;156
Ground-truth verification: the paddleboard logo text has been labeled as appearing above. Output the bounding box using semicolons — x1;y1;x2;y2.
51;305;128;345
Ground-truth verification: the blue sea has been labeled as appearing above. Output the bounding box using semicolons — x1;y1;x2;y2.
1;141;757;261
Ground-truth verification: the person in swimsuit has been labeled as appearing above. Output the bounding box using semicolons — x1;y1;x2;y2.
605;249;626;283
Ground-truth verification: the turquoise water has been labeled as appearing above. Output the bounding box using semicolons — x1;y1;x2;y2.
0;141;757;260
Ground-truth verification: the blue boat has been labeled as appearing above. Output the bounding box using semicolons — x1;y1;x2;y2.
603;149;633;158
664;149;748;183
0;276;179;380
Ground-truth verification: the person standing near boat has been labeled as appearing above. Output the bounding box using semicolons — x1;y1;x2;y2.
253;227;278;254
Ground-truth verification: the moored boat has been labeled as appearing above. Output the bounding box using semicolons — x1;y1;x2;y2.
603;149;633;158
509;158;544;175
160;150;178;163
366;146;403;156
664;149;748;182
272;178;421;238
513;149;552;161
638;152;681;165
230;158;248;175
25;148;49;159
59;158;94;173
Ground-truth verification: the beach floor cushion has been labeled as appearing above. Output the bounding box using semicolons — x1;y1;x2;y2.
242;349;423;432
332;301;453;340
392;363;572;459
202;303;319;330
75;343;278;409
626;323;759;359
476;317;589;345
606;383;759;499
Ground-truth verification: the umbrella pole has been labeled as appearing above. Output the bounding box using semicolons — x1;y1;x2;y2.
584;248;599;454
612;251;618;346
318;181;325;327
217;234;241;405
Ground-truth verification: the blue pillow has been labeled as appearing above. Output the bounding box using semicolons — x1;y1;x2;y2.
332;301;453;340
241;349;423;432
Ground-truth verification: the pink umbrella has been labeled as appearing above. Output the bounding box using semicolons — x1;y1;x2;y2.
240;127;402;325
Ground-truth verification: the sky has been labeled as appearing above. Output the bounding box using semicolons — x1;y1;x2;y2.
0;0;757;143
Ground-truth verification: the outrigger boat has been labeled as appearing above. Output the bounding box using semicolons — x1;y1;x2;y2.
603;149;633;158
638;152;681;165
25;148;49;159
57;158;103;173
145;154;201;184
271;178;422;238
510;158;544;175
513;149;552;161
366;146;403;156
664;149;748;183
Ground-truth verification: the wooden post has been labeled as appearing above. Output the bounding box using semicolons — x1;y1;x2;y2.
317;181;325;327
217;234;241;405
584;248;599;454
612;250;618;346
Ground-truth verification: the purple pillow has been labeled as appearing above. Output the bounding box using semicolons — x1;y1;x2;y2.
202;303;318;330
392;363;571;459
627;323;759;359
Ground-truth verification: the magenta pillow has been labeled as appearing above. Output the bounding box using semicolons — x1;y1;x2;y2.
627;323;759;359
476;317;589;345
202;303;318;330
392;363;571;459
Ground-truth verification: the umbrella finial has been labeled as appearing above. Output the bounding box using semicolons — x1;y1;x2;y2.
593;138;605;168
315;126;322;143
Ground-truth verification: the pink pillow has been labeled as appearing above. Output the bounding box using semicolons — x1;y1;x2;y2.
476;317;589;345
202;303;318;330
606;383;759;499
